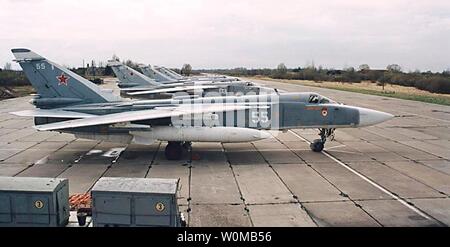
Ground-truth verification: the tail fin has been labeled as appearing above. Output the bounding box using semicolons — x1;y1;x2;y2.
140;65;175;82
155;66;179;80
108;61;160;88
160;67;184;80
12;48;120;108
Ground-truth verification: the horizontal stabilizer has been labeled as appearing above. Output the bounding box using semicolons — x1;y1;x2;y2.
11;48;44;61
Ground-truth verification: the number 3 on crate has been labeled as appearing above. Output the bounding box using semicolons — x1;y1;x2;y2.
155;202;165;212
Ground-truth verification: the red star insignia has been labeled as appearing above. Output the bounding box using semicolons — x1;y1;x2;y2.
57;72;70;86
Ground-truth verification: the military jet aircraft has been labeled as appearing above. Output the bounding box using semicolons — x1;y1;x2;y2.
146;65;238;83
108;61;220;98
156;66;184;80
140;65;179;83
10;48;394;160
158;66;235;82
109;62;276;98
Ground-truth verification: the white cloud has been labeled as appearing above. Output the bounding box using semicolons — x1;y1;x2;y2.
0;0;449;71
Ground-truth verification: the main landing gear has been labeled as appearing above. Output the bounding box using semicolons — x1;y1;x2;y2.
310;128;335;152
165;141;192;160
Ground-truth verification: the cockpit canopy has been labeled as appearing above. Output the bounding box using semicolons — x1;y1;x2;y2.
308;94;336;104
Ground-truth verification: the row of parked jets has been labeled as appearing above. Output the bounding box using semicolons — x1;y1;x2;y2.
10;48;393;160
107;60;276;99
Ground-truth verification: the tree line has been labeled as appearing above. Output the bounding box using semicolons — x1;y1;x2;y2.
197;64;450;94
0;69;29;86
2;61;449;94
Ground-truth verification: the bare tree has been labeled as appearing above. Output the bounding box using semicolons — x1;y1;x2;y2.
112;54;120;61
123;60;132;68
275;63;287;78
277;63;287;72
358;64;370;71
386;64;402;72
344;66;355;72
3;62;11;70
181;64;192;76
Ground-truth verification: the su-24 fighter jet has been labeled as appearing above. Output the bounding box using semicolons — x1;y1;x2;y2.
108;60;218;98
156;66;233;82
145;64;238;83
140;64;179;83
147;65;243;84
10;48;394;160
155;66;184;80
108;61;276;98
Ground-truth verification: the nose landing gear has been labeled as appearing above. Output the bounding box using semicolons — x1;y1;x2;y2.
310;128;335;152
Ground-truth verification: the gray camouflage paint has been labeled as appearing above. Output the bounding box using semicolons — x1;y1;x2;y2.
13;48;359;138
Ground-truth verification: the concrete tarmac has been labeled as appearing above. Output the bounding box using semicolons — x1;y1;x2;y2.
0;78;449;226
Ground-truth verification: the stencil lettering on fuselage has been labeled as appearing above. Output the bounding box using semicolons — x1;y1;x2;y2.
170;91;279;130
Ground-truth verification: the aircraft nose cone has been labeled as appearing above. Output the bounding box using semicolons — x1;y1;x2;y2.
358;107;394;127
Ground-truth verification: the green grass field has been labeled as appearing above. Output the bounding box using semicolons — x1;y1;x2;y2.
317;85;450;106
253;77;450;106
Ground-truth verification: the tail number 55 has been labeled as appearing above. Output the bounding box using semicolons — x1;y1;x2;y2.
252;111;269;123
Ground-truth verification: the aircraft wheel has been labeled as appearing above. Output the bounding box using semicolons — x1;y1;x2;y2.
182;142;192;151
310;139;324;152
165;142;183;160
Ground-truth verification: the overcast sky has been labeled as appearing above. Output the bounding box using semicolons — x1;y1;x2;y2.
1;0;449;71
